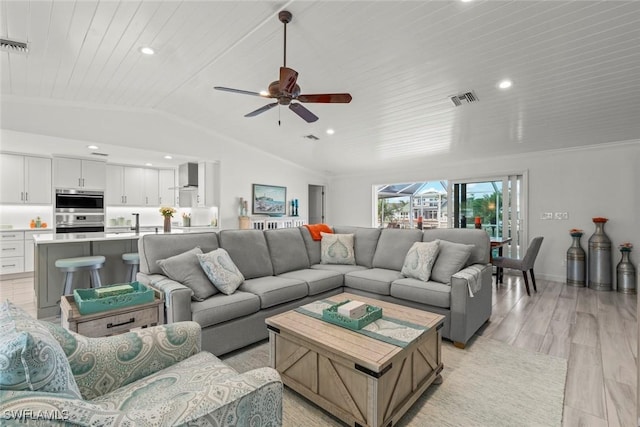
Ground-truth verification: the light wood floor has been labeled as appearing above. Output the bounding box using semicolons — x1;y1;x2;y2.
0;273;636;426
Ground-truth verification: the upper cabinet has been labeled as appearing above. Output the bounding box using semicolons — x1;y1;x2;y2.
158;169;175;207
107;165;170;207
197;162;220;207
0;154;52;204
54;157;106;190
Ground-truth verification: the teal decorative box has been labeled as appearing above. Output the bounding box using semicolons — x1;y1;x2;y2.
322;300;383;330
73;282;154;315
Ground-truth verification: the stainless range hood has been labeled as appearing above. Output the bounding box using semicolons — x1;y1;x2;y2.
178;162;198;189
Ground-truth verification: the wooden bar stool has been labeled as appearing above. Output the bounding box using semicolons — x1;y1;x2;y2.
55;255;105;296
122;253;140;282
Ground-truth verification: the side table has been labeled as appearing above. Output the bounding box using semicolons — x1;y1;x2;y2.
60;293;164;338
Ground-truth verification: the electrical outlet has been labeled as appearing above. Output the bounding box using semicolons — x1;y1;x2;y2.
540;212;553;220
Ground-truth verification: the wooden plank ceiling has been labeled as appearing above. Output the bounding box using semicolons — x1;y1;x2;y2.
1;0;639;174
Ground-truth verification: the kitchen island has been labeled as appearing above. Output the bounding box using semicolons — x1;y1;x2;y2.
33;230;215;318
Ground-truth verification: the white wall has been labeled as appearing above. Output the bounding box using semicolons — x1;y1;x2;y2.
0;128;327;231
327;141;640;283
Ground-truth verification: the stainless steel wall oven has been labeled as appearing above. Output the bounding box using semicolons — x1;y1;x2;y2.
55;189;105;233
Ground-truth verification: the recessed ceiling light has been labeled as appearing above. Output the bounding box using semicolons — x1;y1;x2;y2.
140;46;155;55
460;0;474;3
498;79;513;89
145;163;152;166
87;145;99;150
326;129;335;135
164;155;173;160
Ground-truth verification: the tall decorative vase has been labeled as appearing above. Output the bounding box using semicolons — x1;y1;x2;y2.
163;216;171;233
567;231;586;287
616;247;636;294
588;218;612;291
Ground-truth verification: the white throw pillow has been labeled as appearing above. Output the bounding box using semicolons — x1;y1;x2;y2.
197;248;245;295
320;232;356;265
401;240;440;282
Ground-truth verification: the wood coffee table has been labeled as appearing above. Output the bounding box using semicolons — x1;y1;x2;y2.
265;293;444;427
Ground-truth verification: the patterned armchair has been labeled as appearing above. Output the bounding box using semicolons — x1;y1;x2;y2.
0;301;282;426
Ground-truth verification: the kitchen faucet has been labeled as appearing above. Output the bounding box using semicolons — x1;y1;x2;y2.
131;213;140;234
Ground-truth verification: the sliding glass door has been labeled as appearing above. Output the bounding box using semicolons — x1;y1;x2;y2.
450;174;525;259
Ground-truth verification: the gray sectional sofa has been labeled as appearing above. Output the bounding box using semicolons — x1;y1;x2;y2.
137;226;492;355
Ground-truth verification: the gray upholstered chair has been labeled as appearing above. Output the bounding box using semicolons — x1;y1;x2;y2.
493;236;544;296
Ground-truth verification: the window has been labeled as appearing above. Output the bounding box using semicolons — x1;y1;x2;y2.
375;181;448;229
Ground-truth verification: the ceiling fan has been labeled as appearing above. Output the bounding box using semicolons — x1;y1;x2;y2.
214;10;352;123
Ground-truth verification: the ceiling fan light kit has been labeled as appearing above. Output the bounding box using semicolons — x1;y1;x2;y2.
214;10;352;123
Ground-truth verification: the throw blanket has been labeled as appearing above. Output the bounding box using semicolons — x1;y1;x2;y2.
296;300;427;347
452;264;485;297
304;223;333;241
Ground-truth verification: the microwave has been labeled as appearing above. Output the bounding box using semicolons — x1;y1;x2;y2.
55;189;105;213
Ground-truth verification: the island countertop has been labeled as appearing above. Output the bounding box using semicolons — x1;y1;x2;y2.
33;228;218;245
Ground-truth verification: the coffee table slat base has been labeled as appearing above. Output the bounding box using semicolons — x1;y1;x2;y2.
267;294;443;427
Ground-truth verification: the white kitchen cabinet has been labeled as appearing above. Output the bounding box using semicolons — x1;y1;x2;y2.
158;169;176;206
54;157;106;190
0;231;25;275
107;165;161;206
143;168;159;206
0;154;52;204
197;162;220;207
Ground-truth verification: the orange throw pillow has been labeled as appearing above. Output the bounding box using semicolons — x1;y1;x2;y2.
304;224;333;241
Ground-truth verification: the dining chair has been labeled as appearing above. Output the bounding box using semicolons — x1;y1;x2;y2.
493;236;544;296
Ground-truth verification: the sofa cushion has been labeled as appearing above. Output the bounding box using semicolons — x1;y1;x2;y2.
219;230;274;279
390;278;451;309
423;228;489;265
344;268;404;295
197;248;244;295
321;232;356;265
278;269;344;296
430;240;473;284
311;264;368;274
0;301;81;398
299;227;322;265
239;276;308;309
139;232;219;275
191;292;261;328
265;228;310;274
401;240;440;282
333;226;381;268
372;229;423;271
157;247;218;301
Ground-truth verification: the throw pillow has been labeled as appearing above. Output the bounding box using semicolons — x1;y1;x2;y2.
320;232;356;265
430;240;474;284
197;248;245;295
157;247;218;301
0;301;81;398
401;240;440;282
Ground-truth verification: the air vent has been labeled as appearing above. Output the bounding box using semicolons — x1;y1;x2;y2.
303;134;320;140
0;38;28;54
450;91;479;107
90;152;109;157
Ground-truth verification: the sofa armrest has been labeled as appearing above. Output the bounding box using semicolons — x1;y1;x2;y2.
176;367;283;426
138;272;193;323
448;263;493;346
43;321;201;400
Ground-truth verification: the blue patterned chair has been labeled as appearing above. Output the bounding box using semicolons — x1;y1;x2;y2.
0;301;282;426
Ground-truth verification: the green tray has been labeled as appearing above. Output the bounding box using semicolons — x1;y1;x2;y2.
322;300;383;330
73;282;154;315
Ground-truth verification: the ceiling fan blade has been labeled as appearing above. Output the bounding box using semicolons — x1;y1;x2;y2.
297;93;352;103
245;102;278;117
214;86;268;97
289;103;318;123
280;67;298;94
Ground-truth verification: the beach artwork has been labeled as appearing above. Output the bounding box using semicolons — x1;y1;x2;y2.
252;184;287;215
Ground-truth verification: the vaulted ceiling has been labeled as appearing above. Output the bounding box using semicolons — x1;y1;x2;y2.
1;0;639;175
